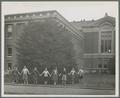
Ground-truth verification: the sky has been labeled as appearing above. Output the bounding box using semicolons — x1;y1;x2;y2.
2;1;118;21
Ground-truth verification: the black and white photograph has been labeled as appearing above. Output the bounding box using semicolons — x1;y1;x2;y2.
1;1;119;97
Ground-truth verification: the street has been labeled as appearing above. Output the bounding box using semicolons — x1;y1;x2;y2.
4;84;115;95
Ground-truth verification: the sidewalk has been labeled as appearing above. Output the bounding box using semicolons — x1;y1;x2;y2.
4;84;115;95
4;83;115;90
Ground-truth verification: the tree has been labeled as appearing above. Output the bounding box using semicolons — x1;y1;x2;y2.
16;18;77;72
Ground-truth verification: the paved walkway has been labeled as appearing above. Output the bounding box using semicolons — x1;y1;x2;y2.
4;84;115;95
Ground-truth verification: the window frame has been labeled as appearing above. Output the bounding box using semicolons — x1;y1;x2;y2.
6;24;13;38
7;47;12;56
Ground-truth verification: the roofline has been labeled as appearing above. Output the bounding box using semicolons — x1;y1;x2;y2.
54;11;84;39
4;10;57;17
70;15;115;23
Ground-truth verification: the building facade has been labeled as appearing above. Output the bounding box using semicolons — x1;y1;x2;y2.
71;13;115;73
4;11;115;74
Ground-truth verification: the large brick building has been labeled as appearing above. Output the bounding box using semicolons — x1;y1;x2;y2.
4;10;115;74
71;13;115;73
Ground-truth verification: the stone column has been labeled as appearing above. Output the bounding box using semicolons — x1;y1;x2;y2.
111;30;115;53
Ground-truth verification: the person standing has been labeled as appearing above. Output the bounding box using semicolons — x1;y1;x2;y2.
8;67;13;83
40;68;51;85
12;66;21;83
51;67;58;85
32;67;39;84
78;68;84;83
69;67;76;84
61;67;67;85
21;66;30;84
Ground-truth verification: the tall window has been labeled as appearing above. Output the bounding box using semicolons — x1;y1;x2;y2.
7;25;13;38
98;64;102;68
101;40;104;53
108;40;111;52
104;64;107;68
105;40;108;52
8;48;12;56
101;31;112;53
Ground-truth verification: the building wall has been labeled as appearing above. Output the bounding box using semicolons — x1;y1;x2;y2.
84;32;99;53
4;11;84;73
82;19;115;73
4;11;115;74
5;24;14;72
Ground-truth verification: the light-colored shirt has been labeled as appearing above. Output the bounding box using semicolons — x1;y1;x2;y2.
78;69;84;76
70;70;76;75
42;70;50;77
22;68;29;75
54;70;57;74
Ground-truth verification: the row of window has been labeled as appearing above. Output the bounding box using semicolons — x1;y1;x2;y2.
5;24;114;54
6;23;25;38
98;64;107;68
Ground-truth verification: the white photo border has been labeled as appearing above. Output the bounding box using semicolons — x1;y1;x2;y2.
1;1;119;97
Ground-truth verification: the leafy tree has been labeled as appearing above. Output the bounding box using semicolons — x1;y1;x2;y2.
16;18;77;72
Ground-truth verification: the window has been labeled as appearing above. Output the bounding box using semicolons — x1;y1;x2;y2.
8;25;12;32
105;40;108;52
104;64;107;68
7;32;12;38
98;64;102;68
108;40;111;53
7;25;13;38
8;48;12;56
101;40;104;53
101;31;112;53
8;63;12;70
